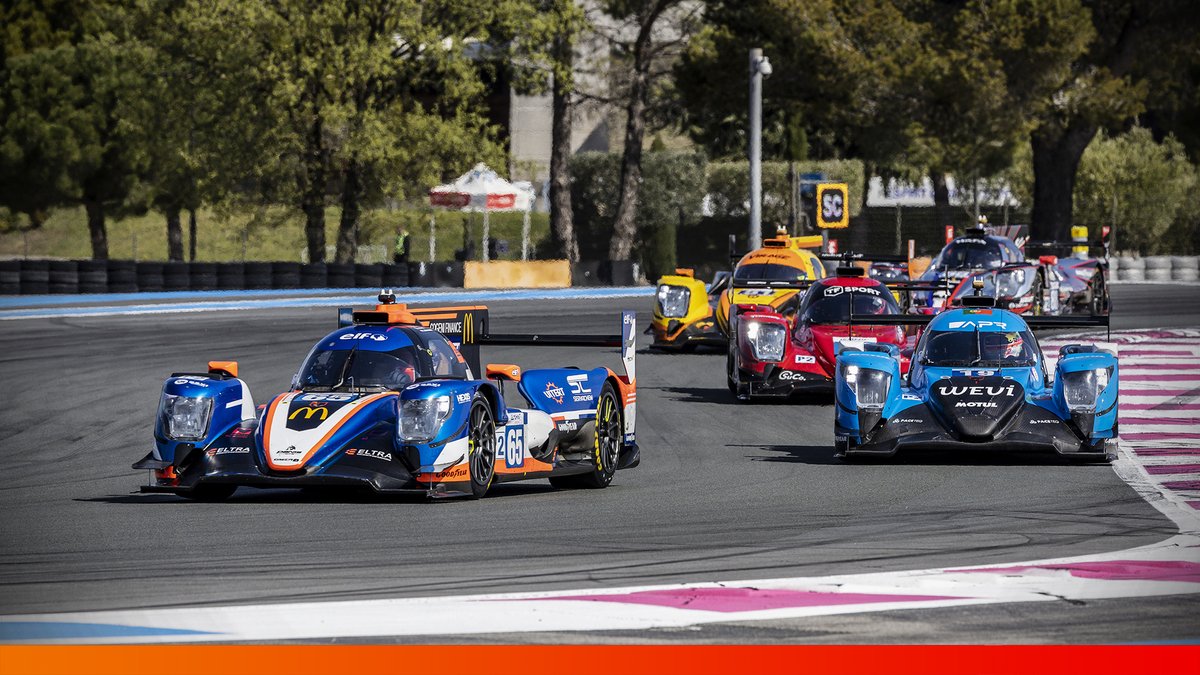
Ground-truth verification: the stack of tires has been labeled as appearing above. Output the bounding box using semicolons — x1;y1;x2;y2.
190;262;218;291
20;260;50;294
216;262;245;290
326;263;355;288
1117;257;1144;281
272;262;302;289
0;261;20;294
1171;256;1199;282
77;260;108;293
163;262;190;291
300;263;327;288
108;260;137;292
136;262;165;292
48;261;79;294
1144;256;1172;282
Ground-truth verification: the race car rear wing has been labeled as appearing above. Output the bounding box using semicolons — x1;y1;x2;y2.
830;306;1111;338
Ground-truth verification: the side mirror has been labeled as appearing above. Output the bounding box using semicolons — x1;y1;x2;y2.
208;360;239;378
486;363;522;382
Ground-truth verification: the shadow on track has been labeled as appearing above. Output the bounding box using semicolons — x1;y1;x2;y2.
655;386;836;406
78;481;561;505
745;444;1111;467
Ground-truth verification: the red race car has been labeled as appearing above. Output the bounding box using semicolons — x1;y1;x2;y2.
727;267;913;401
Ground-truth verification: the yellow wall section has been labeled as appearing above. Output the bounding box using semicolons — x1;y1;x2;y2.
464;260;572;289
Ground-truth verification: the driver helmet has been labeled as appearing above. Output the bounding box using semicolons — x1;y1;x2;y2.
386;352;418;388
983;331;1024;360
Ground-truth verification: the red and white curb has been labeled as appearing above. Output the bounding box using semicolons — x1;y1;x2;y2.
2;330;1198;644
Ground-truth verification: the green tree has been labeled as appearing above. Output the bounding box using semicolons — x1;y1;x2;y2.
1026;0;1200;243
1074;127;1197;254
0;2;152;259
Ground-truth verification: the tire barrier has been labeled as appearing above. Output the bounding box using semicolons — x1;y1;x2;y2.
20;260;50;294
216;262;245;290
189;262;218;291
243;262;272;290
1;258;654;294
271;262;302;290
49;261;80;294
107;260;137;293
381;262;409;288
354;263;384;289
1112;256;1200;282
326;262;355;288
300;263;327;289
135;262;165;292
162;262;191;291
0;260;20;295
1144;256;1172;282
77;260;108;294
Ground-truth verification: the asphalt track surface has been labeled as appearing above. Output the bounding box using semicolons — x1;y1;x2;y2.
1;284;1197;643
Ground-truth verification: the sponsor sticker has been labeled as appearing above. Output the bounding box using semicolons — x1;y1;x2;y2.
567;374;593;403
948;320;1007;329
794;355;816;364
543;381;565;405
339;333;388;341
823;285;881;297
345;448;392;462
956;401;998;408
455;392;471;404
777;371;808;381
901;394;921;401
173;378;209;387
937;385;1016;397
1030;419;1058;424
298;393;357;402
496;426;525;469
206;446;250;457
893;418;922;424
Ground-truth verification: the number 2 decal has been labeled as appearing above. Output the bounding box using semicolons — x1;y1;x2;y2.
496;426;525;469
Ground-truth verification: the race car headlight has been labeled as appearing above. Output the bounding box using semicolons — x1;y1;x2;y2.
160;394;213;441
656;285;690;319
745;321;786;362
399;395;452;442
1062;367;1111;413
841;364;891;411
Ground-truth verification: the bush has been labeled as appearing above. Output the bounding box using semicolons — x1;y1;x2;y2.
705;159;867;223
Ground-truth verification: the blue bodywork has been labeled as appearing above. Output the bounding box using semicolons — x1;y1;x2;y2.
137;308;640;498
833;307;1118;459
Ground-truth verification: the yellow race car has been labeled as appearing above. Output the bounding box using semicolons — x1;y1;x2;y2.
649;229;827;350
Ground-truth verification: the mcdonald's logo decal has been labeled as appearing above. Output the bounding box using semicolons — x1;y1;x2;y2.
289;406;329;421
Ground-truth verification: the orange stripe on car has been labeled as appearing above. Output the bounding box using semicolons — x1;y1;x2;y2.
266;393;396;472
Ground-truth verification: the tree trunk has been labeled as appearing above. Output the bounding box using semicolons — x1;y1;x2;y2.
1030;123;1096;243
930;170;950;231
609;67;650;261
188;208;197;261
301;116;327;263
84;198;108;261
166;205;184;261
335;158;361;264
549;46;579;262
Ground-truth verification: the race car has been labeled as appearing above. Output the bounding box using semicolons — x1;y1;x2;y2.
913;225;1025;310
648;227;826;350
945;255;1110;316
648;269;730;350
833;287;1117;461
727;266;911;400
133;294;639;500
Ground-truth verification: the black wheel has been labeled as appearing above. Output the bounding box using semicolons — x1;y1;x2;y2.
726;348;737;395
550;383;621;489
1031;273;1045;315
467;397;497;499
1091;274;1108;315
183;484;236;502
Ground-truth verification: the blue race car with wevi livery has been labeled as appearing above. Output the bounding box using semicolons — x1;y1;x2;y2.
833;282;1116;461
134;293;639;500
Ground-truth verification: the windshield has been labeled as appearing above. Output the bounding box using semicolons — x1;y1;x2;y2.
298;328;468;391
918;329;1038;367
937;240;1004;270
734;263;808;282
299;346;423;390
803;286;899;323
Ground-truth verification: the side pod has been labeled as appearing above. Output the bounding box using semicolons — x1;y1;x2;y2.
1053;345;1119;440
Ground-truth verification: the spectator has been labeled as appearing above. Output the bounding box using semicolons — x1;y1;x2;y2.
393;226;411;265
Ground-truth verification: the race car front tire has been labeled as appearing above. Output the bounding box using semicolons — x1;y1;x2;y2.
467;396;497;499
550;382;620;489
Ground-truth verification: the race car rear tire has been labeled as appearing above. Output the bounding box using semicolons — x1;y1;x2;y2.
467;397;497;499
550;383;620;489
726;350;737;395
183;484;237;502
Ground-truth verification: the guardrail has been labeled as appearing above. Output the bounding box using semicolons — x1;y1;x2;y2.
1108;256;1199;282
0;259;643;294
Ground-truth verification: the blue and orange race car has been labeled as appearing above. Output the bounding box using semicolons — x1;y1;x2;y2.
134;294;639;500
834;288;1116;461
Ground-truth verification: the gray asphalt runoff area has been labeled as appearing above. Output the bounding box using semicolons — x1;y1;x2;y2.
0;283;1197;643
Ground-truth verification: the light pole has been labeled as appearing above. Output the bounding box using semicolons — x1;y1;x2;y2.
748;48;772;251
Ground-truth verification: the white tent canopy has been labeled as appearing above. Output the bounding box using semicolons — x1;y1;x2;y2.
428;163;536;261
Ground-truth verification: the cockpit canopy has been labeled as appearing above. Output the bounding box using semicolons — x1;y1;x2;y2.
298;326;469;391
